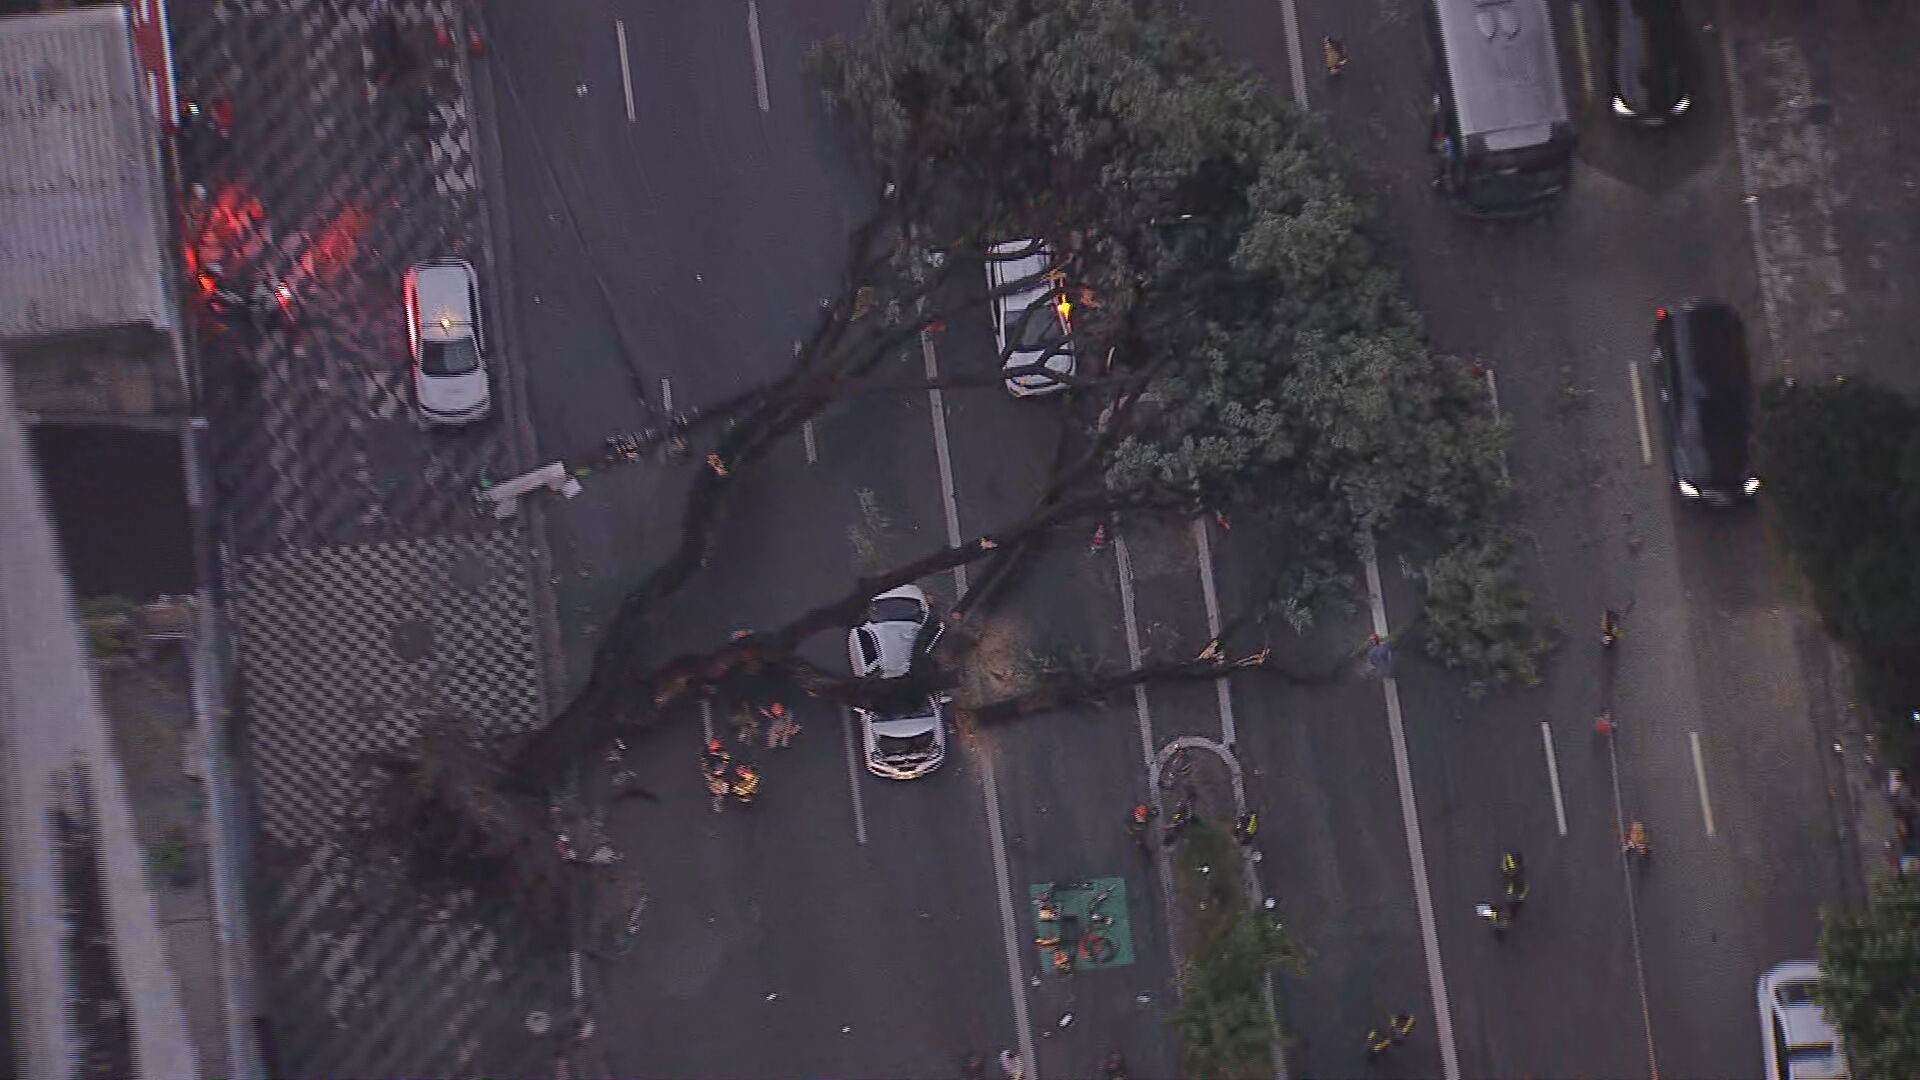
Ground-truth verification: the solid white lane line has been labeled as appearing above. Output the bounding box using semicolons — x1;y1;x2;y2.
1117;536;1179;983
1689;731;1717;838
921;331;968;596
699;697;715;743
1276;0;1309;109
1540;721;1569;837
1605;724;1663;1077
1482;366;1511;484
616;19;636;123
802;418;818;464
746;1;770;113
1627;362;1654;467
1115;537;1146;671
1364;547;1462;1080
659;376;673;415
1570;2;1595;106
840;708;868;845
981;754;1038;1080
1190;518;1237;748
1114;536;1156;764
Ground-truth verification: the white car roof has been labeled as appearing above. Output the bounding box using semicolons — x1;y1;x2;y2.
856;584;929;679
865;620;918;679
412;259;475;343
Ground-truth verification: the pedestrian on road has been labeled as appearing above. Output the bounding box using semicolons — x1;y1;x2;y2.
1365;633;1394;678
1594;710;1616;736
764;702;801;749
998;1048;1025;1080
732;704;761;746
1365;1025;1394;1056
1322;35;1349;76
1233;811;1259;845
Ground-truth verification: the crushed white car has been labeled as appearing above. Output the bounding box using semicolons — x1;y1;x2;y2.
986;239;1075;397
847;584;947;779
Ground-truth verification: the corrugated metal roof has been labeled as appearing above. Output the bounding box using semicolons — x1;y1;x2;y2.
0;6;173;342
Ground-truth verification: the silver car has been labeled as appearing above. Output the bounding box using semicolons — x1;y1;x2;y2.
1757;961;1850;1080
405;258;491;425
846;584;946;779
986;239;1075;397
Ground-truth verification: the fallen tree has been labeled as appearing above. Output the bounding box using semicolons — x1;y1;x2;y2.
367;0;1548;939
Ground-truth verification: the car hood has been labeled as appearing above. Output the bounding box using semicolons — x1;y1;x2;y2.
418;368;489;417
863;703;945;779
869;712;939;739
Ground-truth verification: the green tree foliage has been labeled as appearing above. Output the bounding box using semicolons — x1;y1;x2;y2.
1171;822;1304;1079
1758;377;1920;755
1420;534;1548;694
816;0;1531;679
1815;874;1920;1080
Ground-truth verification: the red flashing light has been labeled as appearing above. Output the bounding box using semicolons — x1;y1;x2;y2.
1655;306;1668;320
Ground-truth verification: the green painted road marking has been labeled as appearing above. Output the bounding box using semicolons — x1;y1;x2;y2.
1029;876;1135;971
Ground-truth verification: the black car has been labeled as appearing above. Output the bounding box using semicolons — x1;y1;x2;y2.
1603;0;1696;125
1650;301;1759;505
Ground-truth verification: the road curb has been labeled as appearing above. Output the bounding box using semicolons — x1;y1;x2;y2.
466;5;568;712
467;18;609;1078
1709;0;1908;906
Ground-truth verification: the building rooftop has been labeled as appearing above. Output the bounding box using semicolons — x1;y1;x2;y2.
0;6;185;417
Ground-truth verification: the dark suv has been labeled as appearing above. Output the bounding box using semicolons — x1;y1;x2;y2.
1603;0;1696;125
1650;301;1759;505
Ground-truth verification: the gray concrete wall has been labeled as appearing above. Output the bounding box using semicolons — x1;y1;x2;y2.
0;364;199;1079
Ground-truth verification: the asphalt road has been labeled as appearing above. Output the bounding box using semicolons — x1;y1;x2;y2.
484;0;1186;1076
1182;0;1854;1077
482;0;1862;1076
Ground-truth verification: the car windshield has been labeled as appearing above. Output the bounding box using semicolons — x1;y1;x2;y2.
869;597;923;625
1777;982;1818;1006
1012;298;1067;352
1626;1;1684;103
1694;381;1750;479
423;337;480;376
875;729;937;760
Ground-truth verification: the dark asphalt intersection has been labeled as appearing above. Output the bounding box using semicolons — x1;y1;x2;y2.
477;1;1867;1078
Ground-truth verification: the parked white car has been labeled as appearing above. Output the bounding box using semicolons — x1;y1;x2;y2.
847;584;946;780
1758;961;1850;1080
405;258;491;425
985;239;1075;397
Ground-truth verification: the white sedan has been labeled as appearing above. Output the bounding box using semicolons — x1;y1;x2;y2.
986;239;1075;397
1758;961;1850;1080
847;584;946;780
405;258;491;425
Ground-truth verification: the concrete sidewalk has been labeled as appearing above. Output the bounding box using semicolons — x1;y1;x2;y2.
1713;0;1915;900
156;0;572;1073
1715;0;1920;392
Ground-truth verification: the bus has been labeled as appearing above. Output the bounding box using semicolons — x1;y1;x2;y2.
1427;0;1578;216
